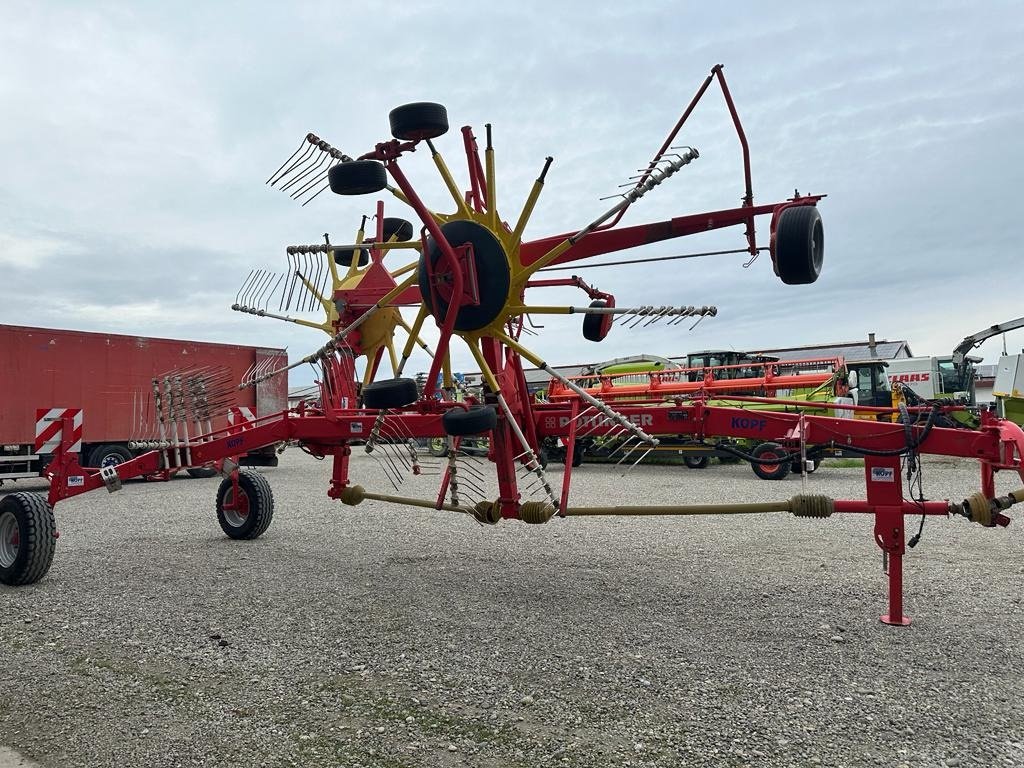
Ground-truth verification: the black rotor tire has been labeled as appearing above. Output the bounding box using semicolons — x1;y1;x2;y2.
0;492;57;586
333;245;370;268
442;406;498;437
383;217;415;242
87;443;133;469
427;437;449;458
216;470;274;540
751;442;792;480
683;455;710;469
328;160;388;196
389;102;449;141
583;300;612;342
187;467;218;479
363;378;419;410
418;220;511;332
774;205;824;285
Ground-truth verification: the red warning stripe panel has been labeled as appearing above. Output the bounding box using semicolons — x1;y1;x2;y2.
34;408;83;453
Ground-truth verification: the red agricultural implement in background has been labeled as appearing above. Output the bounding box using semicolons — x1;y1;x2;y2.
3;65;1022;631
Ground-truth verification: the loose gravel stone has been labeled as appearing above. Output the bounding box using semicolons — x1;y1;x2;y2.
0;453;1022;766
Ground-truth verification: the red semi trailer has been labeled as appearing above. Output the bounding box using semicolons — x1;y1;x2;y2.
0;324;287;482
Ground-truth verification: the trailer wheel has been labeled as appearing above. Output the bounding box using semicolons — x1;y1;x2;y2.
582;300;612;342
87;444;132;469
442;406;497;436
683;455;709;469
751;442;791;480
774;205;823;285
328;160;388;196
187;467;218;479
0;492;56;586
427;437;449;458
383;217;415;242
389;102;449;141
363;378;419;409
216;470;274;540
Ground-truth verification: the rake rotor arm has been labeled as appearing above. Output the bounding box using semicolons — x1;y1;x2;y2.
519;198;823;272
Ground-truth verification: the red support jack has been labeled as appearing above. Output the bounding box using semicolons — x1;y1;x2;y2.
863;455;913;626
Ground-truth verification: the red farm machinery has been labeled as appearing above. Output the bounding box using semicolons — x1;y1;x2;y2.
3;65;1024;631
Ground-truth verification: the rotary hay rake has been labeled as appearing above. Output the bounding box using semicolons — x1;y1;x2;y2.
5;64;1024;629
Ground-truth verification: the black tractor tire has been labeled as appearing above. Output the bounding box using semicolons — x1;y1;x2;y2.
751;442;792;480
383;217;415;242
363;378;419;410
87;443;133;469
215;470;274;540
582;300;612;342
333;244;370;268
389;102;449;141
442;406;498;437
186;467;218;479
0;492;57;586
328;160;388;196
427;437;449;458
683;455;710;469
774;205;823;285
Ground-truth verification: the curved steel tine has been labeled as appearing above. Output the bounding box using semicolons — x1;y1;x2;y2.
280;149;330;193
268;138;317;186
235;269;255;305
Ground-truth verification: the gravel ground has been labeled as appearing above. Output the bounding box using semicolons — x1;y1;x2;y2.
1;451;1024;768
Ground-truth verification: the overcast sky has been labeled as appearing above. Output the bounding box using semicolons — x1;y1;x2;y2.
3;2;1023;386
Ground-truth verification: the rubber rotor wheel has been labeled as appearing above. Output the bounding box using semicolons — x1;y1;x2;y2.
215;470;274;540
418;220;511;332
186;467;218;479
442;406;498;437
87;443;133;469
389;102;449;141
0;492;57;586
751;442;791;480
582;300;613;342
328;160;388;196
383;217;415;242
683;455;710;469
333;243;370;268
363;378;419;410
774;205;824;285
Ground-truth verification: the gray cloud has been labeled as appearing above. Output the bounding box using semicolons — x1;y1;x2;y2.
2;1;1023;385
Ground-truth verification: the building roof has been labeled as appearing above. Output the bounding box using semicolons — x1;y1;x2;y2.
752;339;912;363
288;385;320;400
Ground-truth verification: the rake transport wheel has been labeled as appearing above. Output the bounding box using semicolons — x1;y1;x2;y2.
87;443;132;469
427;437;449;458
774;205;824;285
683;455;710;469
582;300;612;342
389;102;449;141
751;442;791;480
186;467;218;479
0;492;56;586
363;378;419;409
328;160;388;195
216;470;274;540
442;406;498;436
